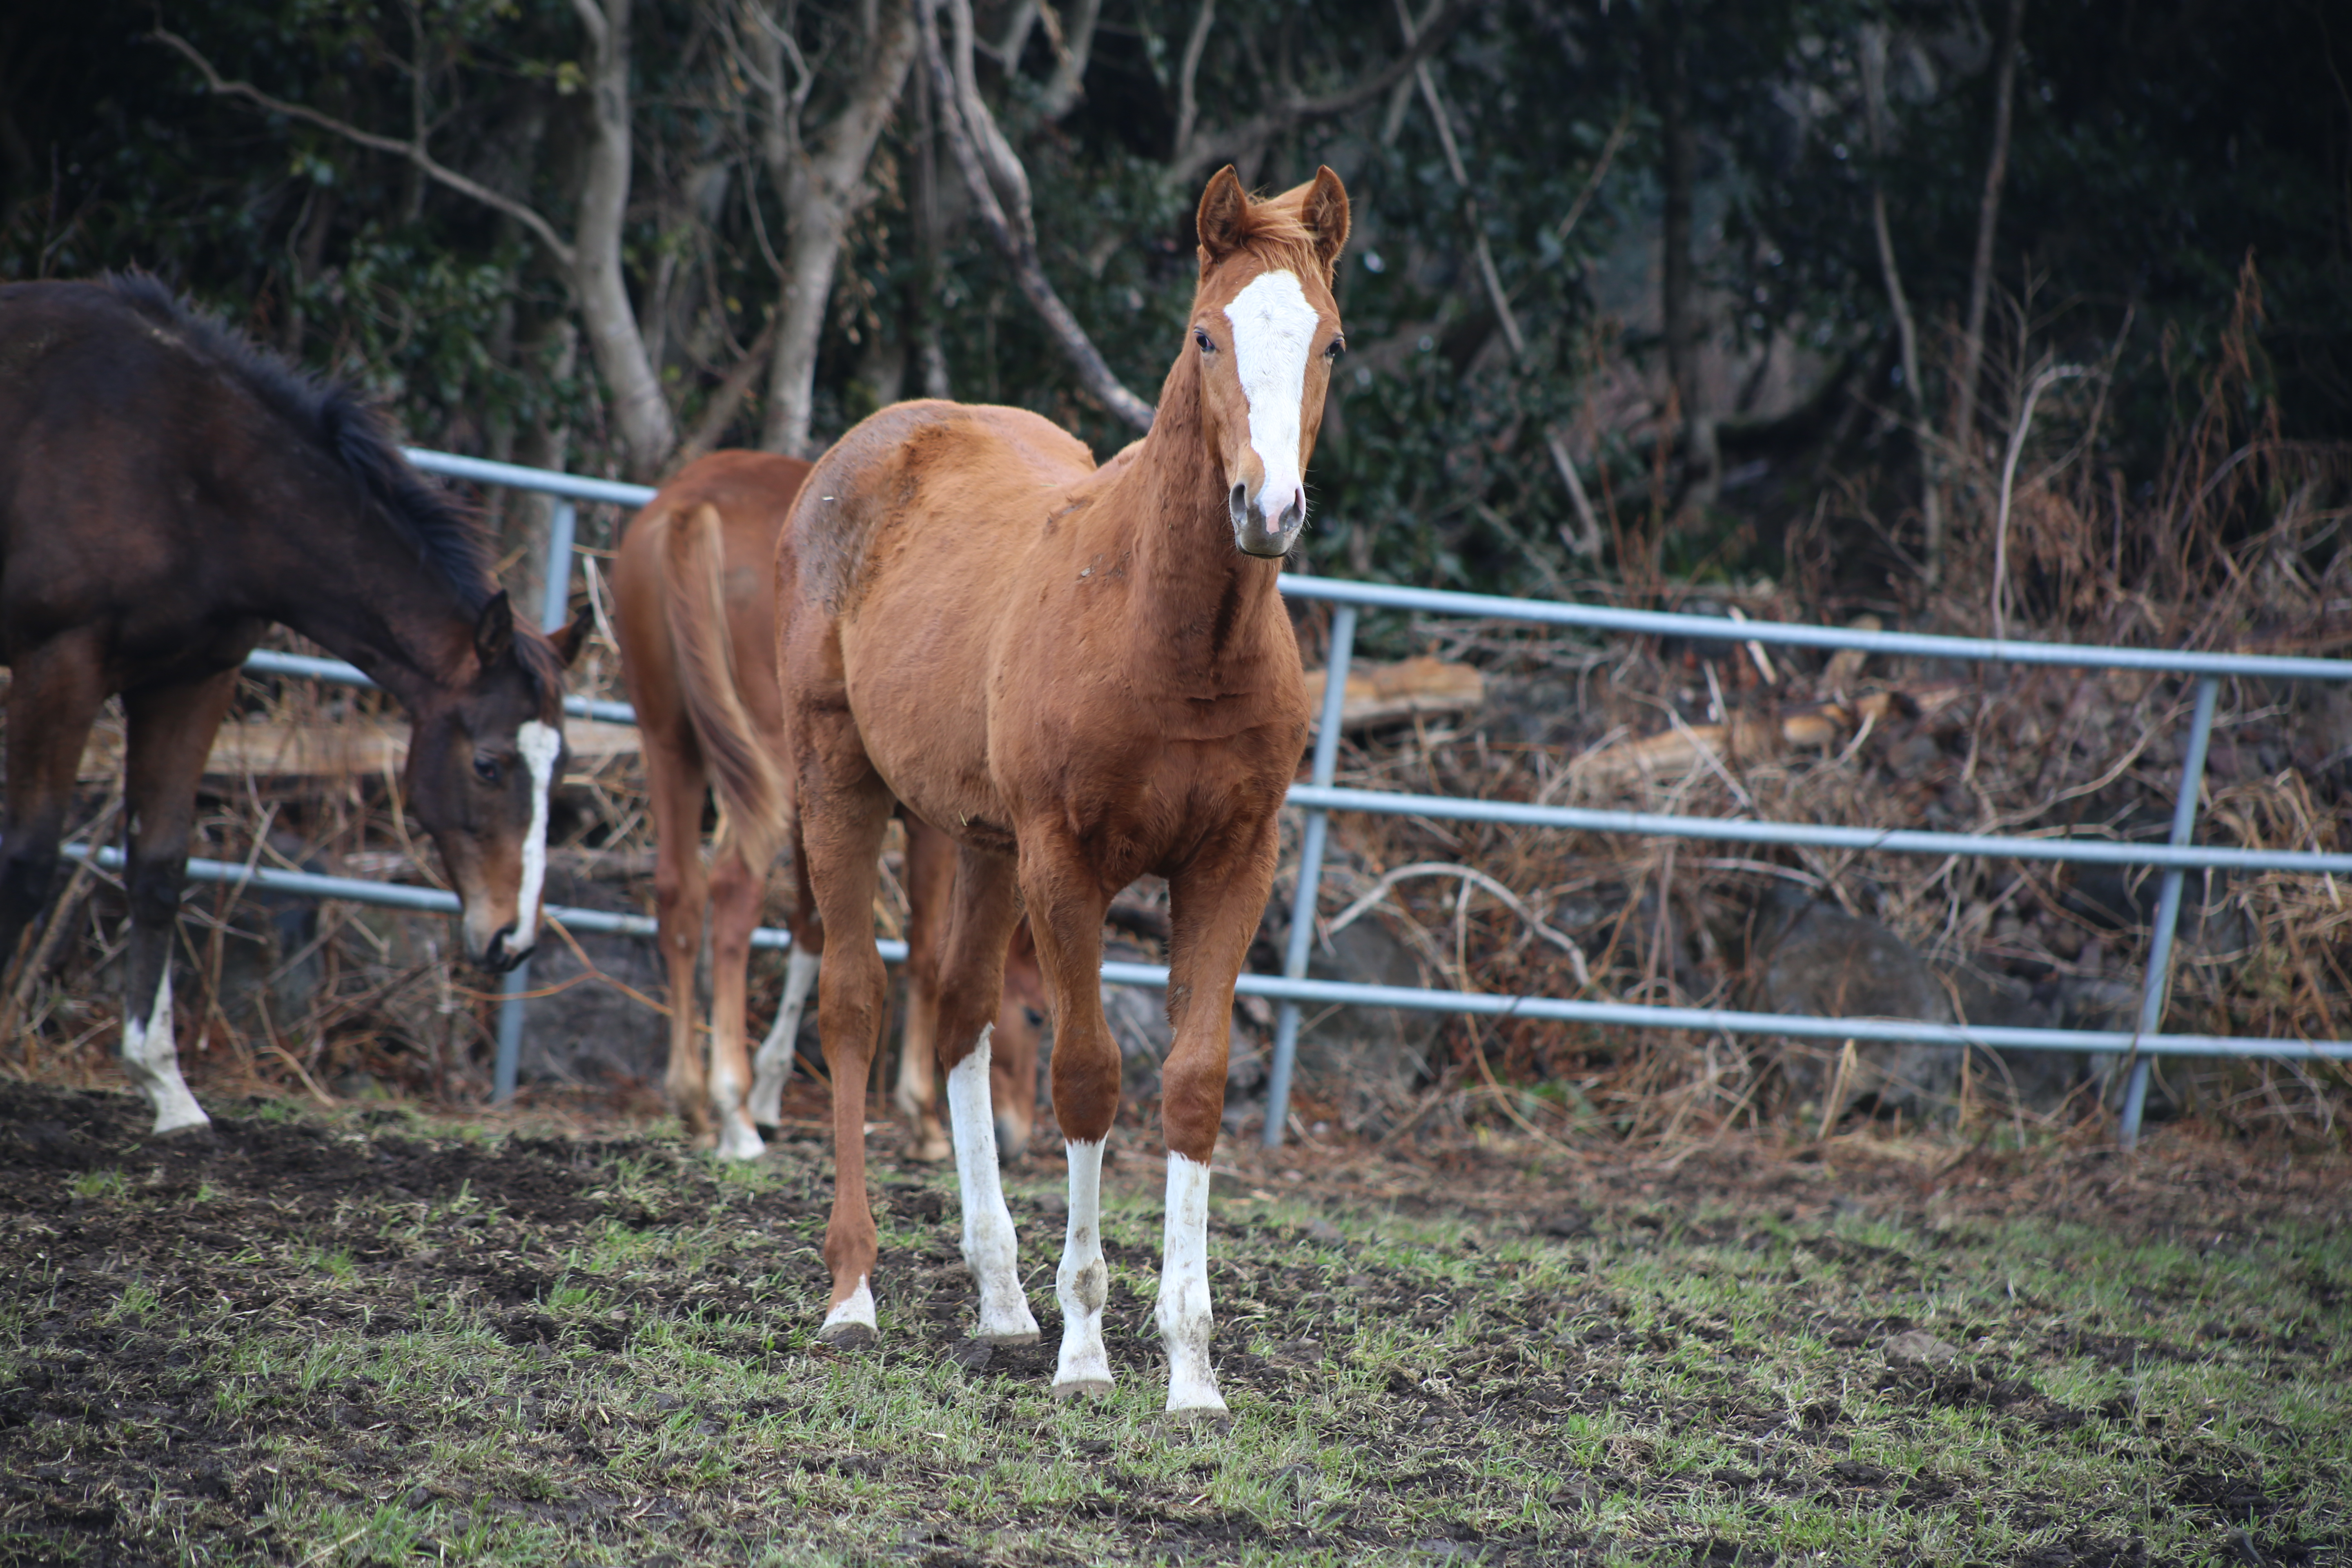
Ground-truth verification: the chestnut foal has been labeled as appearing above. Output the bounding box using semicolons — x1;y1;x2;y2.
777;167;1345;1414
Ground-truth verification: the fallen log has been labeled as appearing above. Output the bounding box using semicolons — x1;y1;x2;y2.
1303;656;1485;734
1572;683;1967;787
75;717;644;782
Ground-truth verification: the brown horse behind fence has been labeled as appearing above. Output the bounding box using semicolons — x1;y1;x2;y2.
0;276;582;1132
777;167;1346;1414
608;452;1044;1159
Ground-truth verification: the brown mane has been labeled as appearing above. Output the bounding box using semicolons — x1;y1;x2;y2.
1214;189;1325;278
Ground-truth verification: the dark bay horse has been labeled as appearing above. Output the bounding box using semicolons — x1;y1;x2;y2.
0;276;582;1133
777;167;1346;1414
608;451;1045;1160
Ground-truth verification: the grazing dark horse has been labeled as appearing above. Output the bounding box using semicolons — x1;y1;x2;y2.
777;167;1345;1414
0;276;582;1132
608;451;1045;1160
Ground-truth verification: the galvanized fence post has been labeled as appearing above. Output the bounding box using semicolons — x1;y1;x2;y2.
2118;675;2221;1150
1263;603;1357;1147
494;498;579;1104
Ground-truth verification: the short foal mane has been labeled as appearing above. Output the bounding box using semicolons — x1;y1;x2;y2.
1207;195;1325;283
105;274;561;697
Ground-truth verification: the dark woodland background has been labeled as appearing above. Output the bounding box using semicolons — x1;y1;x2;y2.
6;0;2345;622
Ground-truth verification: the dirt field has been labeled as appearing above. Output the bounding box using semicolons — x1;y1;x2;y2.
1;1080;2344;1567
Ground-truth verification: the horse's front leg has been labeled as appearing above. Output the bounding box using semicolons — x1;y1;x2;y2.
1020;840;1118;1399
1153;815;1285;1417
0;637;111;1006
117;669;242;1134
930;843;1037;1342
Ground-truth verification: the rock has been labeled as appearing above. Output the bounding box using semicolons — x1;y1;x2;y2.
1288;913;1442;1132
512;866;670;1089
1946;968;2089;1113
1882;1329;1961;1368
1748;889;1959;1119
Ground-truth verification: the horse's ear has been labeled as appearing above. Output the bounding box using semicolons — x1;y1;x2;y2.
550;604;595;667
1197;166;1249;273
472;590;516;669
1303;166;1351;280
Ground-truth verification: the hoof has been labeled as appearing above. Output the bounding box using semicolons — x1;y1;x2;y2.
753;1122;781;1141
151;1118;215;1140
975;1327;1040;1346
1157;1408;1234;1434
908;1135;951;1164
817;1320;877;1350
1051;1377;1114;1402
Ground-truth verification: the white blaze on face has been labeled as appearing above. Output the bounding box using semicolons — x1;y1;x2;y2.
1222;269;1321;525
510;719;563;953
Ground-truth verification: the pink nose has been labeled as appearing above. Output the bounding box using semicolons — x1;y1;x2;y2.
1261;485;1305;532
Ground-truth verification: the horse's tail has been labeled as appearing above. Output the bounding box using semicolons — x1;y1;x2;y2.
661;502;786;873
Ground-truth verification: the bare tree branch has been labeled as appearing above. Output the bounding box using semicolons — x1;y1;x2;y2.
1389;0;1598;557
757;0;922;454
1036;0;1102;120
1953;0;2026;455
922;0;1155;430
152;26;576;270
1169;0;1483;185
1174;0;1216;168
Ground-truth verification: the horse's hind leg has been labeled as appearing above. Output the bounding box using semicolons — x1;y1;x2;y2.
797;753;895;1345
748;819;817;1132
646;744;716;1147
893;820;953;1163
117;668;241;1134
928;844;1037;1344
1018;837;1118;1399
704;845;766;1160
0;638;110;1005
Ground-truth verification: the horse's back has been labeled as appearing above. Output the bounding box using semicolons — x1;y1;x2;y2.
786;399;1095;618
613;450;815;752
0;279;258;662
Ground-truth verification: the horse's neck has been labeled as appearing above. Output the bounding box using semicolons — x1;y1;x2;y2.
1100;363;1288;678
260;492;478;707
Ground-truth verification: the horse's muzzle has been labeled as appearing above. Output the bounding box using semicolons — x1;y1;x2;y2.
1230;481;1304;557
477;926;535;973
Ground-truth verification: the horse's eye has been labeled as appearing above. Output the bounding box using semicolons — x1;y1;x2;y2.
1194;327;1214;354
1024;1007;1048;1030
1326;337;1345;359
474;755;501;786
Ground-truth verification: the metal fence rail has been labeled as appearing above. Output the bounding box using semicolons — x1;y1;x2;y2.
182;447;2352;1150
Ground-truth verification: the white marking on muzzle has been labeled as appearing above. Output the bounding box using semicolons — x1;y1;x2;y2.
511;719;563;954
1223;269;1320;527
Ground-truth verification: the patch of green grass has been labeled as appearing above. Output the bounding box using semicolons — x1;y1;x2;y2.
67;1167;129;1201
5;1100;2347;1568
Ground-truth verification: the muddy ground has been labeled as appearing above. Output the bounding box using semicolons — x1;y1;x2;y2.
0;1080;2345;1567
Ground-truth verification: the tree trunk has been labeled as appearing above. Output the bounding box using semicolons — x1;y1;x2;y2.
1952;0;2025;462
571;0;677;476
1644;0;1710;499
758;0;922;457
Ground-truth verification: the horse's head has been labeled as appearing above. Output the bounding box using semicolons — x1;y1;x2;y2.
1188;165;1351;558
405;592;587;971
